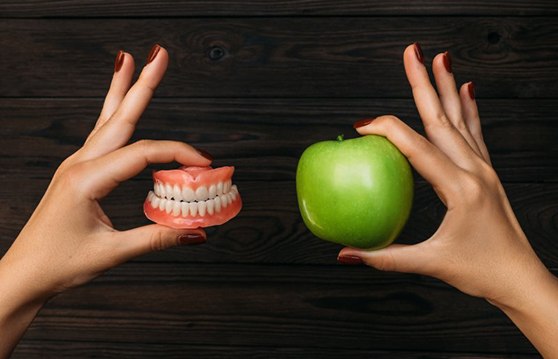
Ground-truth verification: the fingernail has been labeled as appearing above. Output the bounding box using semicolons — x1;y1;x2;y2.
337;255;364;265
147;44;161;64
353;118;375;129
178;233;206;245
443;51;452;73
114;50;124;73
468;81;476;100
194;147;213;161
414;42;424;64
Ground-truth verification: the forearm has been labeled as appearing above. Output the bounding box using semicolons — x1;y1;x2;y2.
494;268;558;358
0;259;47;358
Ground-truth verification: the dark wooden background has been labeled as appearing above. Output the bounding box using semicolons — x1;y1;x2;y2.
1;1;558;357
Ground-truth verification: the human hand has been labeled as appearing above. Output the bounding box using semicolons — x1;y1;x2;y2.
0;45;211;315
338;43;553;308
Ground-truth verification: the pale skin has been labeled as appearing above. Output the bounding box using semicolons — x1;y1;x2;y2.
338;43;558;357
0;43;556;358
0;45;211;358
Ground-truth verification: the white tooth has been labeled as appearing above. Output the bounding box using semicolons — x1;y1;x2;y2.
147;191;154;201
224;180;231;193
182;186;196;202
165;183;173;199
158;183;165;198
198;201;207;216
165;200;173;214
181;202;189;217
221;194;228;208
152;196;160;209
153;183;160;196
196;186;209;201
209;184;217;198
228;192;235;203
206;199;215;215
158;198;166;211
231;186;238;201
189;202;198;217
214;196;221;213
173;185;182;201
217;182;224;195
172;201;181;216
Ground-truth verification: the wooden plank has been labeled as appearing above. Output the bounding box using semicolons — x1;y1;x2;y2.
17;263;537;354
12;342;542;358
2;0;558;17
1;18;558;98
1;179;558;269
1;98;557;183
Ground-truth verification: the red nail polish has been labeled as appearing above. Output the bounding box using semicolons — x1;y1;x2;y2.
194;147;213;161
414;42;424;64
147;44;161;64
114;50;124;73
337;255;364;265
179;233;206;245
353;118;374;129
443;51;452;73
468;82;476;100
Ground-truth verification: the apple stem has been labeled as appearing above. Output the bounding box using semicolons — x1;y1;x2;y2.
336;134;344;142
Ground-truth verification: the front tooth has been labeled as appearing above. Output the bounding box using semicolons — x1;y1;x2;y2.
217;182;224;195
206;199;215;215
208;184;217;198
189;202;198;216
221;194;228;208
158;183;166;198
154;183;161;197
147;191;154;201
198;201;207;216
158;198;166;211
172;201;181;216
151;196;161;209
214;196;221;213
181;202;189;217
224;180;231;194
165;183;173;199
165;200;173;214
231;185;238;201
182;187;196;202
196;186;209;201
173;185;182;201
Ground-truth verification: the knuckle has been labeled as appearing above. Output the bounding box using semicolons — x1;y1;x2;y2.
458;173;486;205
149;230;169;252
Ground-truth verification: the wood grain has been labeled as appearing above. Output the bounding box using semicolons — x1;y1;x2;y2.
1;98;557;183
15;263;537;354
2;0;558;17
12;342;543;359
1;18;558;98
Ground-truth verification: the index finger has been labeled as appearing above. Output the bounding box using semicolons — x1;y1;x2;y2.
355;115;464;200
81;140;212;199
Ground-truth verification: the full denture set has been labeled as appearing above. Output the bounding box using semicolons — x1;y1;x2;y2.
144;166;242;228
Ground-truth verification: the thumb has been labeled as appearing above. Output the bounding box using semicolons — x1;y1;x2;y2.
338;243;434;275
113;224;207;262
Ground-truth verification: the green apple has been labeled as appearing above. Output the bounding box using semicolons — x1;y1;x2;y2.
296;134;413;249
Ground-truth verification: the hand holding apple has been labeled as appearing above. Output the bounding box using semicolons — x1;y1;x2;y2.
338;43;558;357
297;134;413;249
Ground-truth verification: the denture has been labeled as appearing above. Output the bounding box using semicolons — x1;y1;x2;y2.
144;166;242;228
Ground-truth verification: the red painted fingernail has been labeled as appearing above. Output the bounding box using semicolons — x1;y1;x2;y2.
178;232;206;245
468;82;476;100
337;255;364;265
414;42;424;64
443;51;452;73
353;118;375;129
114;50;124;73
147;44;161;64
194;147;214;161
